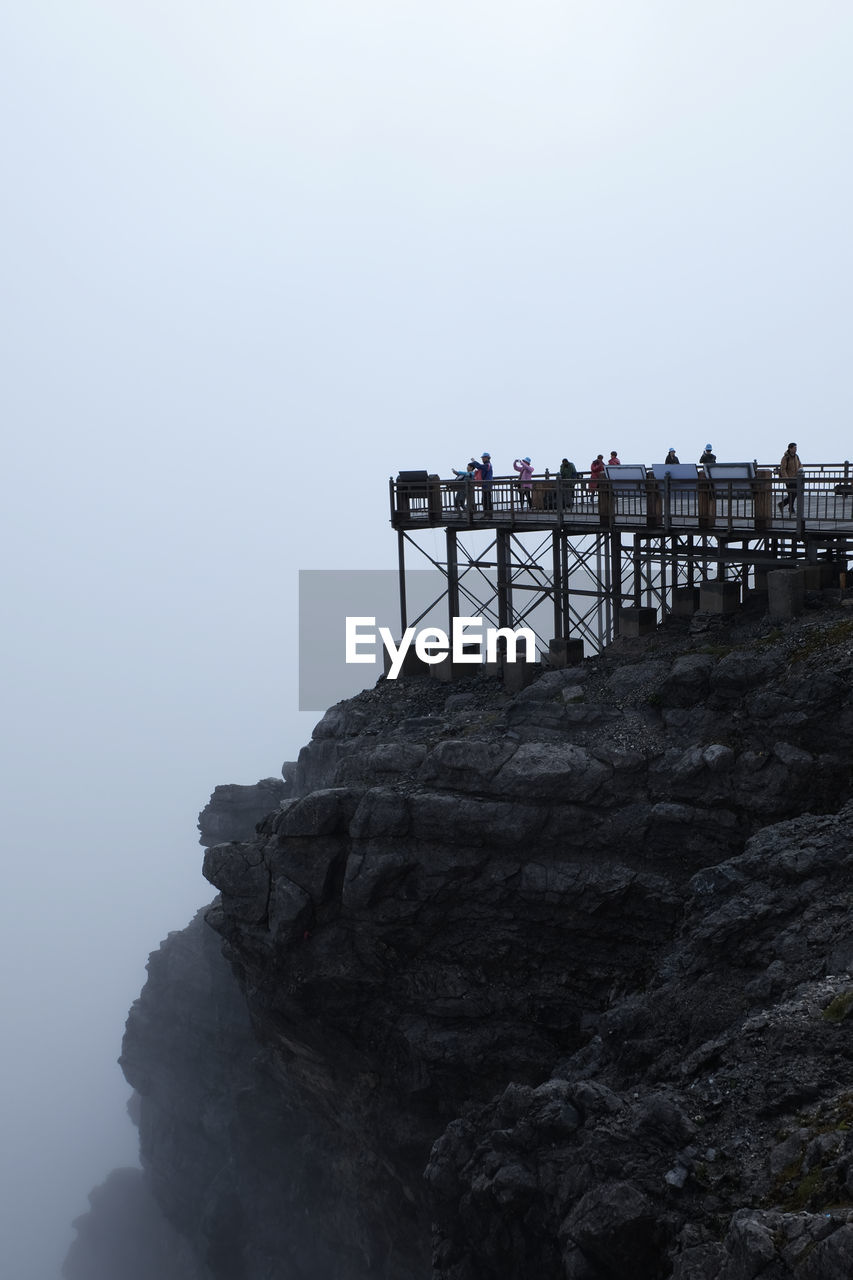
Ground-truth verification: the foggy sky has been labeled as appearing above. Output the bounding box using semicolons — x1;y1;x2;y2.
2;2;852;1275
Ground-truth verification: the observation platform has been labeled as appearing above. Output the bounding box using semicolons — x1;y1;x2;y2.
388;462;853;657
390;463;853;543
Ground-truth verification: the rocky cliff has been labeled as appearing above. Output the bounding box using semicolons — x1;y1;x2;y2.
67;596;853;1278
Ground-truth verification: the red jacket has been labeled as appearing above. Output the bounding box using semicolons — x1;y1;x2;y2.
589;458;605;490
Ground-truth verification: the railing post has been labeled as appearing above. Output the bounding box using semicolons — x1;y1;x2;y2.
727;480;734;534
545;467;558;521
664;473;671;532
796;472;805;540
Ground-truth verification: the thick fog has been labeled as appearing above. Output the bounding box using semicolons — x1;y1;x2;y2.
1;2;852;1275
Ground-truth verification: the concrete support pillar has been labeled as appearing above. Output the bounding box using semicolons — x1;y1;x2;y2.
618;606;657;637
699;580;740;613
754;561;797;592
548;637;585;667
802;563;838;590
500;656;540;693
671;586;701;617
427;643;484;683
384;647;431;679
768;569;805;619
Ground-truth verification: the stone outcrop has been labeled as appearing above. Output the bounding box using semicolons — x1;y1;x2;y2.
62;1167;205;1280
118;908;415;1280
197;778;290;848
68;601;853;1278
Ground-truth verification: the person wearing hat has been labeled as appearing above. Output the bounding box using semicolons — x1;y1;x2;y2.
513;456;534;508
664;447;679;465
471;451;493;516
699;444;716;465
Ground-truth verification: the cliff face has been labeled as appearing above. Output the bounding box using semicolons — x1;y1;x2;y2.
70;598;853;1279
118;903;394;1280
62;1166;206;1280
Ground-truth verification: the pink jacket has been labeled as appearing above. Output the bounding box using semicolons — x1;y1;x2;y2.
588;457;606;492
513;459;534;487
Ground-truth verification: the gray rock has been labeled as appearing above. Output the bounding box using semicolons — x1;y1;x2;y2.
198;778;289;847
659;654;716;708
349;787;411;840
564;1182;659;1274
709;650;776;703
419;738;517;791
271;786;360;837
202;843;269;924
366;742;427;773
443;692;476;712
311;702;374;739
62;1168;205;1280
604;659;669;700
492;741;611;800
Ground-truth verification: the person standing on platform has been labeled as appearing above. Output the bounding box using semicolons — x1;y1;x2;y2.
665;447;679;465
559;457;578;510
514;457;534;508
452;462;477;512
608;450;621;466
778;442;802;515
589;453;605;495
700;444;716;465
472;452;493;516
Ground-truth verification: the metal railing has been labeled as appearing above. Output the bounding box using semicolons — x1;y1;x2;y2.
391;464;853;536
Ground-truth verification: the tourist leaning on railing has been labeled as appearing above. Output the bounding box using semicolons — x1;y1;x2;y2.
559;458;578;510
451;463;477;512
